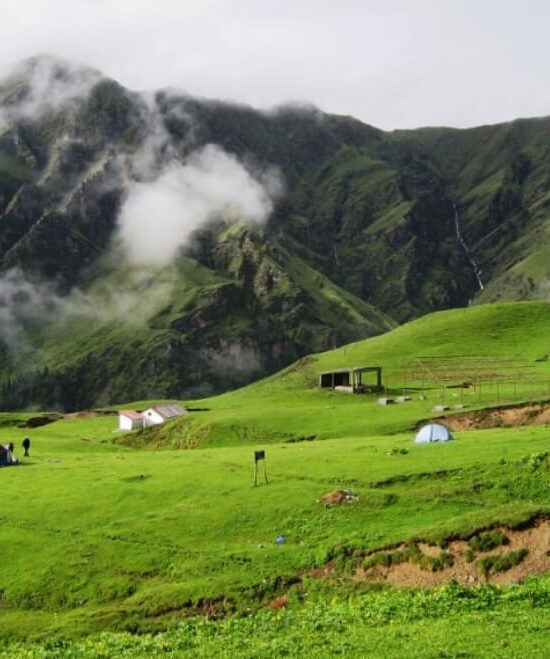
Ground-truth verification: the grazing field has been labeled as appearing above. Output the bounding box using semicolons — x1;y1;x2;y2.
3;301;550;656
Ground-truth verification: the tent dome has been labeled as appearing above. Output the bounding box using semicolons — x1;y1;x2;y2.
414;423;453;444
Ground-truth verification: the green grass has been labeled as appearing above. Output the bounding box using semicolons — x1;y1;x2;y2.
142;300;550;448
5;577;550;657
2;415;550;642
4;301;550;653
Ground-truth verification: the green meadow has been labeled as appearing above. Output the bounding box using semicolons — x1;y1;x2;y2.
3;301;550;656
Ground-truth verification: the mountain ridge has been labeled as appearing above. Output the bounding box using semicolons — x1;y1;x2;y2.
1;56;549;409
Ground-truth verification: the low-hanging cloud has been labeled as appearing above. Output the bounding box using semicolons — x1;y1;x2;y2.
0;268;61;349
0;61;284;365
1;55;100;125
117;143;282;265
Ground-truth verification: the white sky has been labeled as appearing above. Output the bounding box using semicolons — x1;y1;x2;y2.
1;0;549;130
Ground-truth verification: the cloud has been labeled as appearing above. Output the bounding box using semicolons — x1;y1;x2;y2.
0;60;284;368
116;143;282;265
0;55;101;123
0;268;61;349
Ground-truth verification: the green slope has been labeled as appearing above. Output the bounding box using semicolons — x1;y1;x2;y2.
144;301;550;448
2;395;550;645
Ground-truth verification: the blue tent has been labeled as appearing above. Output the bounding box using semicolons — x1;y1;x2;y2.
414;423;454;444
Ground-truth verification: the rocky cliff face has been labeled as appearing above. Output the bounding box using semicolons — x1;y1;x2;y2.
0;56;549;409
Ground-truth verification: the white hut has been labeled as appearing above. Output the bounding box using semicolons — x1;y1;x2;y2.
118;410;144;431
142;404;188;427
414;423;454;444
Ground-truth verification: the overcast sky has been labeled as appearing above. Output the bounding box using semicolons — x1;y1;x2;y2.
1;0;549;130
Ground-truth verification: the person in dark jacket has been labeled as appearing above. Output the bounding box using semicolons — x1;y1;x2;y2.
22;437;30;457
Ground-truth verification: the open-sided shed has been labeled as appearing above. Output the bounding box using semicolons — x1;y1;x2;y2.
318;366;382;393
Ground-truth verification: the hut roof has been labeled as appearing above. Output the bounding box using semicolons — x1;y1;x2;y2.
152;404;187;419
118;410;143;420
318;366;381;375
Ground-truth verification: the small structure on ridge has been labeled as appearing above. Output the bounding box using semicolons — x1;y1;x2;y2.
142;404;188;427
118;410;144;431
117;404;188;430
318;366;382;394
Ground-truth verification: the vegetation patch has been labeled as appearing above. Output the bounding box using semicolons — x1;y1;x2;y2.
463;549;477;563
363;544;454;573
468;530;509;552
477;549;529;577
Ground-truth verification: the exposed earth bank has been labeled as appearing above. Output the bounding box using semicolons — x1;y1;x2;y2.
355;518;550;588
438;402;550;431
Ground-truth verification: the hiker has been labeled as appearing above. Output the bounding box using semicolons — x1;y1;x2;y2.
22;437;30;457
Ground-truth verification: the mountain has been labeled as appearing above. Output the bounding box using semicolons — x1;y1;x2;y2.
0;55;549;409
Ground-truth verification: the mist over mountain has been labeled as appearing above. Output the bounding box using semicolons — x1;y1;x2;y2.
0;55;549;410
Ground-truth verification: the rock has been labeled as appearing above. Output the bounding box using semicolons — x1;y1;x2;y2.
378;397;395;405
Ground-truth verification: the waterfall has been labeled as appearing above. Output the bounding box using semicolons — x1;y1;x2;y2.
453;203;484;291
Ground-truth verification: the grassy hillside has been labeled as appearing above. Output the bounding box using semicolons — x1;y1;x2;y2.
2;301;550;655
2;413;550;645
143;300;550;448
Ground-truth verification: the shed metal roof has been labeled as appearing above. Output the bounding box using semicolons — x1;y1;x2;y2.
153;404;187;419
118;410;143;420
318;366;381;375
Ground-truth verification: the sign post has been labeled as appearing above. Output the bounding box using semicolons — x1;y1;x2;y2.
254;450;268;486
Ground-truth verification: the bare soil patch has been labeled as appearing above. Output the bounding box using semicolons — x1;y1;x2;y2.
438;402;550;431
267;595;288;610
65;410;117;419
17;413;63;428
317;489;358;505
355;518;550;588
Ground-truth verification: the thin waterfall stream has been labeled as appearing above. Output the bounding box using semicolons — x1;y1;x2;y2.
453;203;484;291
